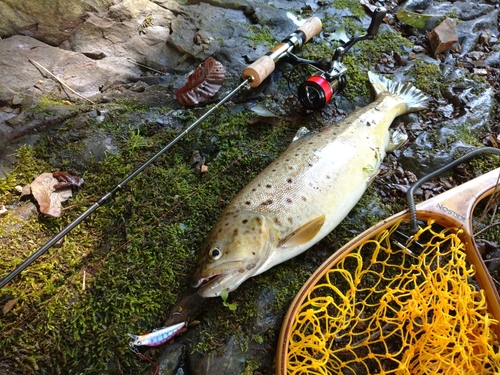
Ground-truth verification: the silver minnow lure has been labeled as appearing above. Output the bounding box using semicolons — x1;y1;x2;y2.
128;322;186;347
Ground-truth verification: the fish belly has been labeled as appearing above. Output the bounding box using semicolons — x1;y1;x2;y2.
233;93;406;273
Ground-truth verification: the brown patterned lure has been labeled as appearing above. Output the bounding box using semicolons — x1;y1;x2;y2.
175;57;226;107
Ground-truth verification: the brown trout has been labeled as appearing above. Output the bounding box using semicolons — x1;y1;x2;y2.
191;72;428;297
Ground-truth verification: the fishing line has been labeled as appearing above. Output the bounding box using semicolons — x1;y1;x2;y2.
1;116;289;339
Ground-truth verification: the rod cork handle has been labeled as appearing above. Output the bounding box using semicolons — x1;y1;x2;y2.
297;16;322;43
242;17;322;88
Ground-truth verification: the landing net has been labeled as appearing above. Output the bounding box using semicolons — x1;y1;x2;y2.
286;219;500;374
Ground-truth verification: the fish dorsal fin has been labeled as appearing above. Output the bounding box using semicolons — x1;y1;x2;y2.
279;215;325;248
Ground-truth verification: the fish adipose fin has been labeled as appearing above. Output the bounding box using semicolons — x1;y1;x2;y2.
279;215;325;248
368;71;428;113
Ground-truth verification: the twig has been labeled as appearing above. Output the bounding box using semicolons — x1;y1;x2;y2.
475;220;500;237
29;59;96;105
126;57;166;75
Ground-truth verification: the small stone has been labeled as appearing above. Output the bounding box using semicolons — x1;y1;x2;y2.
14;185;23;194
200;165;208;174
428;18;458;56
473;68;488;76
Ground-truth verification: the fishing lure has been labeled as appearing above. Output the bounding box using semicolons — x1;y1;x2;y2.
128;322;186;349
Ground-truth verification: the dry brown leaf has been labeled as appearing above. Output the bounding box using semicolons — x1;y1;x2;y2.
30;173;73;217
2;298;19;315
175;57;226;106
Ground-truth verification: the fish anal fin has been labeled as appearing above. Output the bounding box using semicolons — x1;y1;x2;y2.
279;215;325;248
387;129;408;152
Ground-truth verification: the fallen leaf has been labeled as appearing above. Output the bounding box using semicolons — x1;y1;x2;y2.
396;10;442;29
2;298;19;315
30;173;73;217
175;57;226;107
52;171;84;190
249;103;278;117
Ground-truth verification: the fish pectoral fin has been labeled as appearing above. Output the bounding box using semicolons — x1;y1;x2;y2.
367;169;381;186
278;215;325;248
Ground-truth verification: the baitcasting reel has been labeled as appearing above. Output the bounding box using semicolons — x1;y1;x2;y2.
289;7;387;110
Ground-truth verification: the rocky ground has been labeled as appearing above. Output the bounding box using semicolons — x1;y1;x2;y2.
1;0;500;374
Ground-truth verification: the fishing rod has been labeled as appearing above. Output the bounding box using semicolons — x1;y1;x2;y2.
0;17;322;288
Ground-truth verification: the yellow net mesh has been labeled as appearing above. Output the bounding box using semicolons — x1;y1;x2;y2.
286;219;500;374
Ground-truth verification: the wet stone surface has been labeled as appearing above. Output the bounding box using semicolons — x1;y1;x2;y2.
1;0;500;374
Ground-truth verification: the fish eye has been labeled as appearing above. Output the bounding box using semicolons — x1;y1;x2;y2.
209;247;222;260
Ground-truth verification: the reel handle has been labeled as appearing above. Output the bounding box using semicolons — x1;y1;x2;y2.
242;17;322;87
366;7;387;37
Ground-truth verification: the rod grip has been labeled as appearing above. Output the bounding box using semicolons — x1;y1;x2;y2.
297;16;322;43
243;55;275;88
242;17;322;87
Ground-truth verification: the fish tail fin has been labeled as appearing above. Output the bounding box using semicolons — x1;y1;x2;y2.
368;71;428;113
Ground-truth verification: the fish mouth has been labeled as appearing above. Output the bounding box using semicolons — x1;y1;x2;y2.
191;265;254;298
190;273;221;289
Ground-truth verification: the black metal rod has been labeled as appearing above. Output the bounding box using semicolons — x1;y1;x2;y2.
407;146;500;233
0;78;250;289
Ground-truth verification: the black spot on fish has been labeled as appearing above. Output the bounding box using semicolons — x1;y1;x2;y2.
301;196;307;201
252;252;256;256
218;229;222;233
266;184;272;188
272;169;276;172
288;217;293;224
233;229;239;236
326;175;331;179
287;178;292;184
245;201;251;205
251;188;256;192
274;217;282;226
225;223;229;226
295;154;299;156
286;198;292;204
242;219;248;224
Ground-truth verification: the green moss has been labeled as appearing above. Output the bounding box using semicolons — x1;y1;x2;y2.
332;0;365;18
0;96;294;373
244;25;279;47
406;58;444;97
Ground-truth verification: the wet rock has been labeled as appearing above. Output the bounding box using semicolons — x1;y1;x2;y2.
399;69;495;176
0;35;141;102
423;2;498;56
187;336;246;375
66;0;175;72
0;0;113;45
428;18;458;56
150;343;185;375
